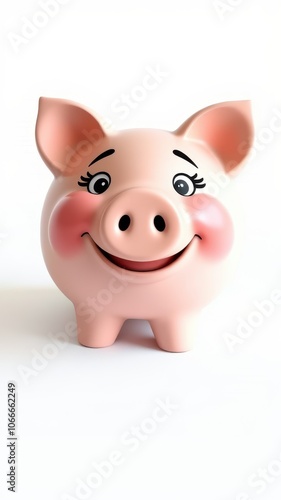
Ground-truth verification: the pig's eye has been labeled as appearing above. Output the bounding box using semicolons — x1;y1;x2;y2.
88;172;111;194
78;171;111;194
173;173;206;196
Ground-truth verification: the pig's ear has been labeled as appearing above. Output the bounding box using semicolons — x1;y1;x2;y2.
35;97;106;176
175;101;254;173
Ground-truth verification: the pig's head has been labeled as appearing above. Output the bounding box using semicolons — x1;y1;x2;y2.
36;98;253;273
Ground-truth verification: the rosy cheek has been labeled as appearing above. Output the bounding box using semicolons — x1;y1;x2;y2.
48;191;96;257
187;194;234;260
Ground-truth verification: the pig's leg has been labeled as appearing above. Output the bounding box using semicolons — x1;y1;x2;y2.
76;311;124;348
150;316;197;352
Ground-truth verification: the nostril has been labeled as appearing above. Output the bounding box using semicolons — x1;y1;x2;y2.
154;215;166;232
118;214;131;231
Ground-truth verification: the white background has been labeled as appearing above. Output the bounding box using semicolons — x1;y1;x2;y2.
1;0;281;499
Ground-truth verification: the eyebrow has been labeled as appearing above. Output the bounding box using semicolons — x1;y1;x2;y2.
89;148;115;167
173;149;198;168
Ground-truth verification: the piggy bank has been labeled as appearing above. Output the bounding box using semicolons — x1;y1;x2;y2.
36;98;253;352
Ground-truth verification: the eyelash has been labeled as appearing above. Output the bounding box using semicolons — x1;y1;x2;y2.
189;173;206;189
78;172;93;186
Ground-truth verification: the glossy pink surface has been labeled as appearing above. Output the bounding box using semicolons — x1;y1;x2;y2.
36;97;253;352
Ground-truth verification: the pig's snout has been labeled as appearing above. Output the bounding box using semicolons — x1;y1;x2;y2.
99;189;189;261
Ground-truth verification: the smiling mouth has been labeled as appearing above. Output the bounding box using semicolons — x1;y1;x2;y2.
81;233;201;272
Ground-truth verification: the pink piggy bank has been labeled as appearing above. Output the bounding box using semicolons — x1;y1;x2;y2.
36;98;253;352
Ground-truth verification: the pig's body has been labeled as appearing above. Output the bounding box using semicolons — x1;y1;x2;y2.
36;99;253;352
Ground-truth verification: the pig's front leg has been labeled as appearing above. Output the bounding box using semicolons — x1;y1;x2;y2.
150;315;197;353
75;310;124;348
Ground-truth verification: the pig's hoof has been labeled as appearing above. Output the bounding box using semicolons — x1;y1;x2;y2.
76;315;124;348
150;318;196;352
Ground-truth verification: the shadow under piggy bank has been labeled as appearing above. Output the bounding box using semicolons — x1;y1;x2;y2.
0;288;160;352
